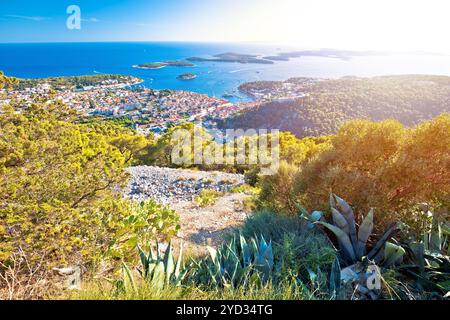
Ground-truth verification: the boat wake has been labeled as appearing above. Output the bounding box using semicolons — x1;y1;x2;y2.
230;67;259;74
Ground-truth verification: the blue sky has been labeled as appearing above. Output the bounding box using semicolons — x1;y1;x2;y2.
1;0;450;53
0;0;272;43
0;0;218;42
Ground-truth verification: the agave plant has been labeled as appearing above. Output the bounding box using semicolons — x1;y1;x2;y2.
297;203;323;229
400;206;450;295
134;241;188;290
317;194;404;267
192;235;274;288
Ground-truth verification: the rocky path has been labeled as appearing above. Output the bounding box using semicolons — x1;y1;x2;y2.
124;166;252;252
171;193;250;253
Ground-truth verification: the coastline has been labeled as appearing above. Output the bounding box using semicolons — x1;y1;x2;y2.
132;64;166;70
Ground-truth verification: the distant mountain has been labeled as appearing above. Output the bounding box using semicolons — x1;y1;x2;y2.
187;52;274;64
220;75;450;137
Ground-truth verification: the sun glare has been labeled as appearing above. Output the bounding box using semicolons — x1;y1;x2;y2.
234;0;450;53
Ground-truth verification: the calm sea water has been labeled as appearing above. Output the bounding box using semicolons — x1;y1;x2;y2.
1;42;450;103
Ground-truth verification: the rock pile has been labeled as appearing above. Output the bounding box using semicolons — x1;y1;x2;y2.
124;166;244;204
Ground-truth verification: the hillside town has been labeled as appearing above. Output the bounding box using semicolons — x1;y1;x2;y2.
238;77;321;102
1;77;259;135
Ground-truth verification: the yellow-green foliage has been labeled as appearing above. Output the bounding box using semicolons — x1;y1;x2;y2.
145;125;329;174
146;122;214;169
230;184;259;195
278;132;330;166
194;189;224;207
259;115;450;232
0;102;177;268
0;71;18;90
108;201;180;259
80;118;153;166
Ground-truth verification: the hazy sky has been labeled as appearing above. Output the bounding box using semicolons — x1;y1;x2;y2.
1;0;449;53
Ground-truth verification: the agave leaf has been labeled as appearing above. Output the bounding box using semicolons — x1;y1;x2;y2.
174;241;183;279
384;242;405;267
207;246;218;263
174;268;189;286
331;208;350;234
332;194;358;249
207;246;222;276
356;209;374;259
318;221;356;262
263;242;274;272
207;264;218;285
137;245;149;276
224;248;240;277
295;202;310;218
306;268;317;283
164;242;175;284
409;242;425;274
430;216;442;252
149;244;156;261
329;257;341;299
367;222;401;260
151;260;166;290
121;261;136;292
373;245;385;265
424;231;430;251
259;235;268;253
239;235;251;268
310;211;323;222
230;260;240;286
250;238;258;256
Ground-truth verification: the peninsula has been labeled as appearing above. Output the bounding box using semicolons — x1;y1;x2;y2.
187;52;274;64
133;60;194;69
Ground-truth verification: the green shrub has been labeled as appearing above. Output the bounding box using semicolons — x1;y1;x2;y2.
0;100;180;299
292;116;450;234
256;161;299;215
230;184;259;195
244;167;260;186
108;201;180;259
194;189;224;207
237;211;336;284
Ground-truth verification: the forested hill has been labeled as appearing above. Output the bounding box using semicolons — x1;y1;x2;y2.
221;75;450;137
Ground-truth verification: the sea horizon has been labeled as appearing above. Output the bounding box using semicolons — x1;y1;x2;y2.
2;41;450;102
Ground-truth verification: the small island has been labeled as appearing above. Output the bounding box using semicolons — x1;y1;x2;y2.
133;60;194;69
177;73;197;80
187;52;274;64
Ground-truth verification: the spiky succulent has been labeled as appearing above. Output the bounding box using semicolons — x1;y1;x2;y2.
401;207;450;295
192;235;274;288
317;194;403;266
134;241;187;289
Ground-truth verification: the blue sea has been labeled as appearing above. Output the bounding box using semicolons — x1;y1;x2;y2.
1;42;450;103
